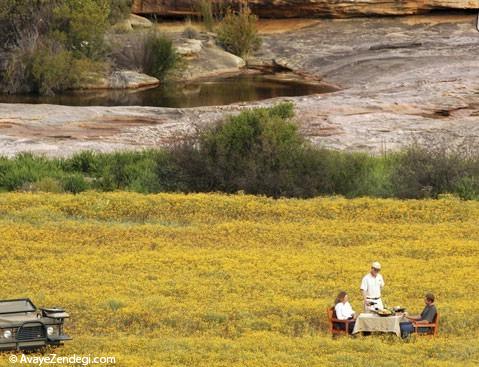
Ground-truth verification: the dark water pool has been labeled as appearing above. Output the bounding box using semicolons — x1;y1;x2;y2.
0;73;337;108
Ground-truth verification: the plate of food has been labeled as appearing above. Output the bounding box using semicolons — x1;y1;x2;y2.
376;309;394;317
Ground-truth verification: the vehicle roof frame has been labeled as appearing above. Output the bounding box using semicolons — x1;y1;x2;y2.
0;298;37;315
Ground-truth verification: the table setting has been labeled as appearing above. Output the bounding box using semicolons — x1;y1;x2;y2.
352;306;407;337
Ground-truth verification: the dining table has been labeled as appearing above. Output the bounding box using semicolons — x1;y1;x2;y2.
352;312;406;337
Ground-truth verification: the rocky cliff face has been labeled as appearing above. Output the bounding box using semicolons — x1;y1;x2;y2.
132;0;479;18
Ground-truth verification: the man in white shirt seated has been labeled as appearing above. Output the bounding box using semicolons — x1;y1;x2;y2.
334;291;356;334
360;261;385;311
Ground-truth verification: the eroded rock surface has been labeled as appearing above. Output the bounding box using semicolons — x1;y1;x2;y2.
254;15;479;151
80;70;160;90
132;0;479;18
179;40;246;80
1;15;479;155
129;13;153;28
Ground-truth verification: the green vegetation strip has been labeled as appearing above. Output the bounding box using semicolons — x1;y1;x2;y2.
1;103;479;199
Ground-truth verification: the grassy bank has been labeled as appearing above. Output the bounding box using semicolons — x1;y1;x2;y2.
0;192;478;366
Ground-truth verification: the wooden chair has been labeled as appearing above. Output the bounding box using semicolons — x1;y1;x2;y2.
413;312;439;337
326;307;355;336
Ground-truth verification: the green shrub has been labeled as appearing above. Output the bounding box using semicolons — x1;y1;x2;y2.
89;150;161;192
124;158;161;193
94;151;136;190
0;0;55;49
111;31;178;81
52;0;111;60
31;45;77;96
327;151;378;197
62;151;100;174
74;57;110;87
453;176;479;200
216;5;261;58
1;41;36;94
0;0;112;94
267;102;295;119
61;173;89;194
389;143;470;199
172;103;399;198
360;153;395;198
33;177;64;193
168;141;211;192
152;150;187;192
0;153;62;190
1;0;111;59
193;102;311;197
2;37;105;95
28;40;105;95
144;32;178;80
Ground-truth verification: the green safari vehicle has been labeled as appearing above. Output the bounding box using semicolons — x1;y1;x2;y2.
0;299;71;350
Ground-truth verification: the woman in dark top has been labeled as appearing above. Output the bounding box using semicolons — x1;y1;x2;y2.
400;293;437;338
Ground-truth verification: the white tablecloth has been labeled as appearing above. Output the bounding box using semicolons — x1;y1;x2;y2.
352;313;405;337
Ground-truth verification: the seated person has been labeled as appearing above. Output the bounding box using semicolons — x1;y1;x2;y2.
400;292;437;338
334;291;356;334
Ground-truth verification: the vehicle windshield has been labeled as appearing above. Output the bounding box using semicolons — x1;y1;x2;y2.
0;299;36;314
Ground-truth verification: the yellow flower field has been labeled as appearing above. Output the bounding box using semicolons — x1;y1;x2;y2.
0;192;478;366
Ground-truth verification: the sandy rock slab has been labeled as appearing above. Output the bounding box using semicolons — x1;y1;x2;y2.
79;70;160;90
112;14;153;32
2;15;479;156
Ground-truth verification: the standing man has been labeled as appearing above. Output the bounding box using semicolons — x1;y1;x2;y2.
360;261;385;311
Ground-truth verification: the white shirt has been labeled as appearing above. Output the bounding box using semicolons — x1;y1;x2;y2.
360;272;384;298
335;301;355;320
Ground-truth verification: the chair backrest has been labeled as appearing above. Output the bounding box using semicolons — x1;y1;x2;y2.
422;312;439;336
326;307;334;333
327;306;349;335
327;307;333;322
433;312;439;335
